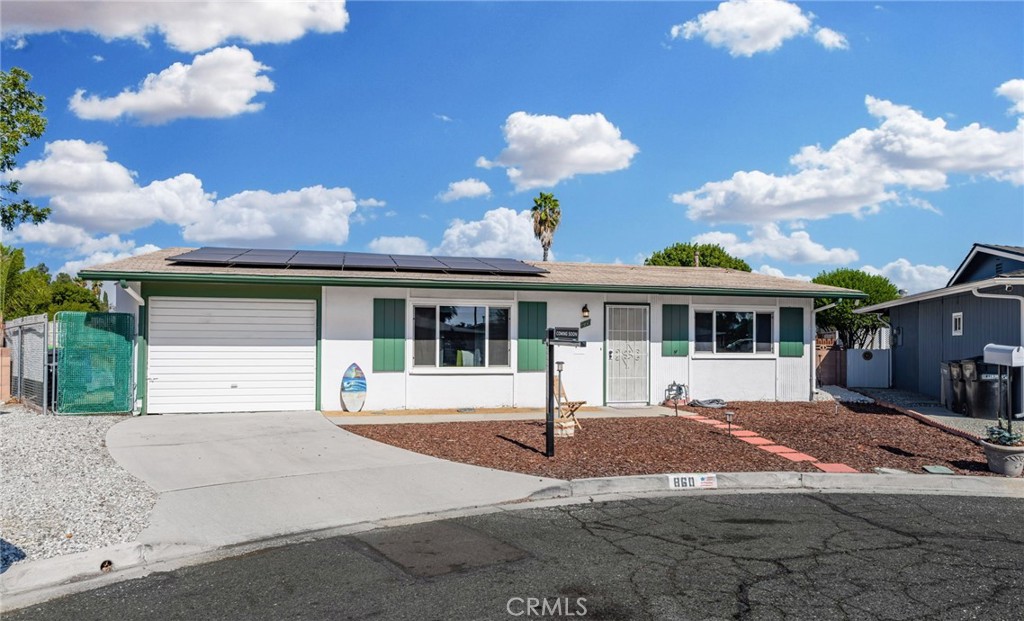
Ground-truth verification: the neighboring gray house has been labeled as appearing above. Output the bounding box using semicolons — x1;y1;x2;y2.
857;243;1024;416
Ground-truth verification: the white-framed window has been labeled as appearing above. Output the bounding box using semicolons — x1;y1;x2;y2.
694;310;774;354
413;304;511;368
952;311;963;337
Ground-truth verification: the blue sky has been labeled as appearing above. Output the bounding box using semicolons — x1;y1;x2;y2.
2;0;1022;292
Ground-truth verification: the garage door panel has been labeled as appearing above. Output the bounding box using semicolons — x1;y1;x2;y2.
148;374;314;384
148;387;316;399
148;347;313;357
148;297;317;414
153;320;315;331
149;336;313;347
152;298;313;310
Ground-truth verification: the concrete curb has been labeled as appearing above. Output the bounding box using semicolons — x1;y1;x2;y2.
546;471;1024;500
3;471;1021;612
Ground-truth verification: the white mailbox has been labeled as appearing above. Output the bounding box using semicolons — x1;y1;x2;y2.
983;344;1024;367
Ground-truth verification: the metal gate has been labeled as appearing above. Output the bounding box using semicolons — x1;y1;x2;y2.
54;312;135;414
3;313;50;414
605;305;650;404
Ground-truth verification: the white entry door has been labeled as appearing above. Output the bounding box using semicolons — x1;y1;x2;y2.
147;297;317;413
605;305;650;404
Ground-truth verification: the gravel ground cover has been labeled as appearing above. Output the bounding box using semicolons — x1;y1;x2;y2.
345;401;991;479
0;405;157;573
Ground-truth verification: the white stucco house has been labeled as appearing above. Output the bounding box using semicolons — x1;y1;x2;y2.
80;247;865;415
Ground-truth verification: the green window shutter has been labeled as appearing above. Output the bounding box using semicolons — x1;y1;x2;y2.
662;304;689;357
373;298;406;372
779;307;804;357
517;301;547;372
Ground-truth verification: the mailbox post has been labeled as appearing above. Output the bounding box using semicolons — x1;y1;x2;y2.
983;344;1024;436
545;327;583;457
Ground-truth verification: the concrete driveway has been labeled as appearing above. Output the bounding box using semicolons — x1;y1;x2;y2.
106;411;563;550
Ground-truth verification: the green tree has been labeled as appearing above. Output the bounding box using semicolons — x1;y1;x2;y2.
1;67;49;231
812;268;899;349
1;244;50;319
1;246;108;320
645;242;751;271
48;280;107;317
530;192;561;262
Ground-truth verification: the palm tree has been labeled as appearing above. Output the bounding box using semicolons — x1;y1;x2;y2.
530;192;561;262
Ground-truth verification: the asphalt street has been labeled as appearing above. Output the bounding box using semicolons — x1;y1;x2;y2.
8;493;1023;620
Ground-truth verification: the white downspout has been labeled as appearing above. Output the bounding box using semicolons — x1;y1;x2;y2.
971;286;1024;418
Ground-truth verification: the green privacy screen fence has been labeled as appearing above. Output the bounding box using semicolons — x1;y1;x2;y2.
55;312;135;414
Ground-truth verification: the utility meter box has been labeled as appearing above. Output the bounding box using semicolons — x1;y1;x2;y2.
983;344;1024;367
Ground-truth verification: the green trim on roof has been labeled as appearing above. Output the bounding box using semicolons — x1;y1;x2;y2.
81;270;867;299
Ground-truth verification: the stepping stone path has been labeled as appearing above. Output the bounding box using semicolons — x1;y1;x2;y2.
684;414;860;473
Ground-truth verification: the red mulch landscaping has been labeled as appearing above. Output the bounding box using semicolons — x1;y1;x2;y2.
343;401;991;480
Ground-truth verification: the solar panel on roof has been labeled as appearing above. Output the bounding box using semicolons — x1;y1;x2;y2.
436;257;494;273
167;248;246;264
391;255;447;270
287;251;346;268
229;250;297;266
479;258;548;274
166;247;547;277
343;253;397;269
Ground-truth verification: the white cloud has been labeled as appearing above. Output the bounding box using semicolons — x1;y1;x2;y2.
368;236;430;255
814;27;849;51
357;198;387;208
434;113;454;123
437;178;492;202
862;258;952;294
8;139;365;247
2;1;349;53
9;140;211;232
91;54;104;63
434;207;543;259
674;87;1024;224
59;244;161;278
996;79;1024;115
11;221;134;256
183;185;357;245
670;0;846;56
755;265;812;281
8;220;159;276
694;224;858;264
69;46;274;124
479;111;639;191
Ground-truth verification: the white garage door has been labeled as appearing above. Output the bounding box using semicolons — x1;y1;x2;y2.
148;297;317;414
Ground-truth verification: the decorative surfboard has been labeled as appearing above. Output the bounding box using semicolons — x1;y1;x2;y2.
340;363;367;412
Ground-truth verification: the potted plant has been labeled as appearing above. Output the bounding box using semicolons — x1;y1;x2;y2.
981;425;1024;477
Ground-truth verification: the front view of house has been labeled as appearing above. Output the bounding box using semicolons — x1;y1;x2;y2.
81;248;864;414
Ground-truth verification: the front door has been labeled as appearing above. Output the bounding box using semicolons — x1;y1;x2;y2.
605;305;650;404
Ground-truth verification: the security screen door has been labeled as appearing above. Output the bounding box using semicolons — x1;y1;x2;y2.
605;305;650;404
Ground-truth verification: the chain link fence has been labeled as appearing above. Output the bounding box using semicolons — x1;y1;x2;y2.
3;313;50;414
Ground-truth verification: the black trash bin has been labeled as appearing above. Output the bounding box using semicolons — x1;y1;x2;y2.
949;361;965;414
962;358;979;416
970;371;1010;419
964;358;1010;419
939;361;952;410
